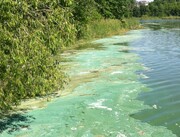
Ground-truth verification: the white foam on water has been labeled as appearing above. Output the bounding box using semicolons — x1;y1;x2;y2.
116;132;127;137
88;99;112;111
140;73;149;79
111;71;123;75
71;127;77;131
152;104;158;109
142;65;153;72
79;71;90;75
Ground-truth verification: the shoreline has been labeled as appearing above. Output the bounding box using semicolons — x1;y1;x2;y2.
7;16;179;114
139;16;180;20
1;18;142;118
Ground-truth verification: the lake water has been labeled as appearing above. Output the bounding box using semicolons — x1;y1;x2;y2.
130;19;180;136
0;20;179;137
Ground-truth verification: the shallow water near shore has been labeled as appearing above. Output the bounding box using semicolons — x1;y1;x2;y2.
0;20;179;137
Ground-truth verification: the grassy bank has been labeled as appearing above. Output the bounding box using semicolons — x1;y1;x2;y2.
87;19;122;39
161;16;180;19
86;19;141;39
65;18;141;51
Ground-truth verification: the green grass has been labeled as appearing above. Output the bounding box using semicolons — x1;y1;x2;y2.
64;18;141;51
86;18;141;39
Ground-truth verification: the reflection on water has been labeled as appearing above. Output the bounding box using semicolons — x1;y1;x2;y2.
0;114;35;134
130;19;180;136
140;19;180;30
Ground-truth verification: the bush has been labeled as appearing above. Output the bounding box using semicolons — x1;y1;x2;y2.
0;0;76;112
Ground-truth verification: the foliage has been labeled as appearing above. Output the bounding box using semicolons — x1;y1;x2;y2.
71;0;136;39
86;19;140;39
133;0;180;17
95;0;135;19
0;0;75;112
72;0;102;39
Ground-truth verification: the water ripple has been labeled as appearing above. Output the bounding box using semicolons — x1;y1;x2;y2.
130;20;180;136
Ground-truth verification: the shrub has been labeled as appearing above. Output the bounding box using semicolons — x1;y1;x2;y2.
0;0;75;112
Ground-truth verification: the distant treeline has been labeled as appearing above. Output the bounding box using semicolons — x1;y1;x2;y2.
133;0;180;17
0;0;179;112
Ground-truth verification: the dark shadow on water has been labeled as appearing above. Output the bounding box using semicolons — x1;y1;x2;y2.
142;23;162;30
0;113;35;134
114;42;129;53
130;108;180;136
140;19;180;30
74;43;105;50
113;42;129;46
118;49;129;53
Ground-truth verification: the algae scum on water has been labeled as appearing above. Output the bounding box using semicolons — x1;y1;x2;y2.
0;32;176;137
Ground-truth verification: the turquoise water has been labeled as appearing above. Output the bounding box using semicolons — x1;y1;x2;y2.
0;20;179;137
